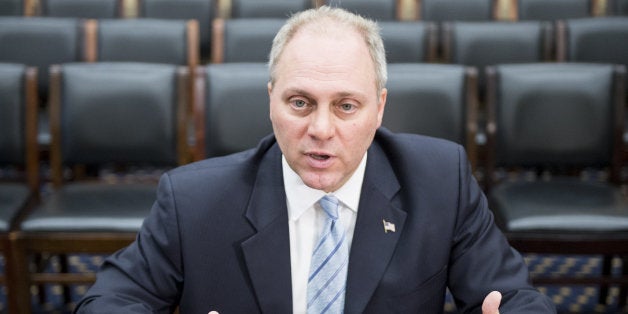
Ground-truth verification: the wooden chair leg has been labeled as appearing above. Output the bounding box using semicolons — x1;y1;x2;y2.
59;253;73;308
599;255;613;304
618;255;628;309
34;253;48;305
4;237;18;314
9;233;32;314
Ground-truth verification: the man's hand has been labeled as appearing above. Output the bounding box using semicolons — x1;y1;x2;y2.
482;290;502;314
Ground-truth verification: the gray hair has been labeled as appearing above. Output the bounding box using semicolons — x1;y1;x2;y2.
268;6;387;92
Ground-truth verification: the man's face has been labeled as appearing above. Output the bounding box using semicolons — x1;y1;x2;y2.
268;24;387;193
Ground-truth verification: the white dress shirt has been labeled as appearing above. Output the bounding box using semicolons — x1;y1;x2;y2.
283;154;367;314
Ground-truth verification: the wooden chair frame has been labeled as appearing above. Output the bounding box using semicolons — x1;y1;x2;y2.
484;64;628;308
210;18;284;64
9;64;190;313
83;18;199;73
2;65;39;313
84;18;199;161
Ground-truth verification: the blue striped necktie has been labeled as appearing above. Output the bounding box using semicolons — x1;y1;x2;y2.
307;195;348;314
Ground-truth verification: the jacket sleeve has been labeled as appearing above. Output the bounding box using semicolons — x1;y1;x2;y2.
74;173;183;313
447;146;556;313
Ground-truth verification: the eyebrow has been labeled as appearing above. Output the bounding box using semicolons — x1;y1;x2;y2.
282;88;367;103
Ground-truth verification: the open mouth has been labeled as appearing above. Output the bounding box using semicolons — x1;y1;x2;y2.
308;153;331;160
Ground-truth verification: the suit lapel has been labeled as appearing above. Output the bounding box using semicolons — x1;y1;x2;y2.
241;143;293;313
345;142;405;314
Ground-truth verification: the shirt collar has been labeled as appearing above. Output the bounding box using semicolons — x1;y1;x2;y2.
283;153;367;222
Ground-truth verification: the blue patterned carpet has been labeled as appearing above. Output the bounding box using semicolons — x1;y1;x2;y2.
2;254;627;313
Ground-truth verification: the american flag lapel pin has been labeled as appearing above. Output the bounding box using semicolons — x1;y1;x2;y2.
382;219;396;233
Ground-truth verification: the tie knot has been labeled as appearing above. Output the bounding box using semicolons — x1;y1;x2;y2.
319;195;340;220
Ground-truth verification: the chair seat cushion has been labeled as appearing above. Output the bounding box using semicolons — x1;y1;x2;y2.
0;183;31;231
489;178;628;232
21;182;157;232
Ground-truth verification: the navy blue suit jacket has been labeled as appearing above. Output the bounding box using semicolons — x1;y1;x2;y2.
75;128;555;313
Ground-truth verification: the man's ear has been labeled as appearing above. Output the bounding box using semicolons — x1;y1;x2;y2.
376;88;387;127
268;81;274;121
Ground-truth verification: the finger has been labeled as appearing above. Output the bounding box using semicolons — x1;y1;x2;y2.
481;290;502;314
208;312;219;314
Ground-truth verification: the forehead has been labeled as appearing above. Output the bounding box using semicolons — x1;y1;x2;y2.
273;23;377;93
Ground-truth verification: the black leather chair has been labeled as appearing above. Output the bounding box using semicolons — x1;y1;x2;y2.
383;63;479;168
39;0;123;18
193;63;273;159
0;0;24;15
231;0;311;18
11;62;189;313
419;0;497;21
0;63;39;313
85;18;199;70
137;0;215;62
211;18;284;63
324;0;402;20
442;21;553;99
485;63;628;308
557;17;628;87
0;17;84;152
379;21;437;63
0;17;84;101
557;16;628;230
515;0;593;20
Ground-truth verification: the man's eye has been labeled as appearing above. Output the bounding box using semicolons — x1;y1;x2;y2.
293;99;307;108
340;103;355;111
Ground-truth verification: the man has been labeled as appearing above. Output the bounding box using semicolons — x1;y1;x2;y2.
75;6;555;314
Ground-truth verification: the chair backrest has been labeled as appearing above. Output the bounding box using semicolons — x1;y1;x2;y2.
608;0;628;15
85;18;199;68
485;63;625;182
138;0;214;61
231;0;311;18
194;63;273;159
516;0;593;21
419;0;496;21
39;0;123;18
325;0;400;20
211;18;284;63
0;17;83;99
557;17;628;67
379;21;437;62
0;0;23;15
442;21;553;95
48;62;189;185
557;17;628;94
383;63;478;166
0;63;38;191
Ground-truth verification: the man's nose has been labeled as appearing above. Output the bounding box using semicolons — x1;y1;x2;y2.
307;106;335;140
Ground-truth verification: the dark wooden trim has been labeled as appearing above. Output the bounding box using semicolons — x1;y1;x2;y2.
211;18;225;64
25;66;39;193
177;67;190;165
49;65;63;188
193;66;207;161
84;19;98;62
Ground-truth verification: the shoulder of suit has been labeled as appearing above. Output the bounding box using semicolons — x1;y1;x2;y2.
374;128;463;154
167;134;279;178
